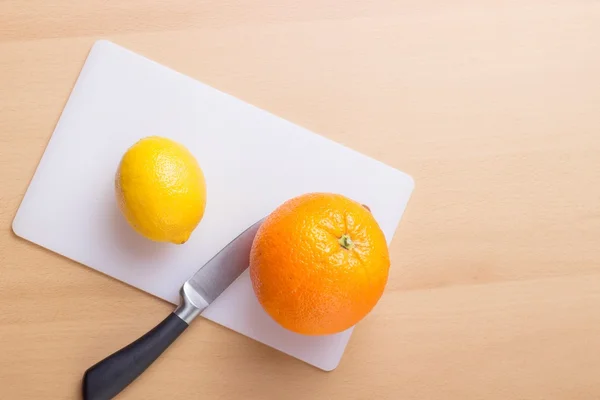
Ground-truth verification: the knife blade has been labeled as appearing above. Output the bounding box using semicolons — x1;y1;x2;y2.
82;218;264;400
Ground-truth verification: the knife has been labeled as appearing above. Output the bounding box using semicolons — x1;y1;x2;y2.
82;218;264;400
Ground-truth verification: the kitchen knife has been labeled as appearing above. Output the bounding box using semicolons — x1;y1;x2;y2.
82;218;264;400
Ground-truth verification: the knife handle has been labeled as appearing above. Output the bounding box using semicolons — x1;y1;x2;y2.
82;313;188;400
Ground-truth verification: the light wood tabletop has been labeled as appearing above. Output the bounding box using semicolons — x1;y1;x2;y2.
2;1;600;399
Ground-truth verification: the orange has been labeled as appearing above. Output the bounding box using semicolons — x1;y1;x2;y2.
249;192;390;335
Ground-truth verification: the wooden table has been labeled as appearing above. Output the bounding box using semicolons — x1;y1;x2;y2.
2;1;600;399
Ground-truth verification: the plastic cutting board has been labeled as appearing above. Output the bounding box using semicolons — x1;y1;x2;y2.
12;40;414;371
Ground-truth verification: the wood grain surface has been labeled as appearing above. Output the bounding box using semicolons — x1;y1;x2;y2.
1;1;600;399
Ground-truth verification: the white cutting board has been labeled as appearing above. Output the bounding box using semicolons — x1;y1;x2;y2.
12;40;414;371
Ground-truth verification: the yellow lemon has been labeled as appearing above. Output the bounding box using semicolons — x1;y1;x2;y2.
115;136;207;244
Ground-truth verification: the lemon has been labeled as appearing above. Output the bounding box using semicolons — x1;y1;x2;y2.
115;136;207;244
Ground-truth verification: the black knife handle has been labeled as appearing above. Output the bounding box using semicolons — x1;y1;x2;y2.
82;312;188;400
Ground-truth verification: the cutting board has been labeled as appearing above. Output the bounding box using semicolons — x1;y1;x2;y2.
12;40;414;371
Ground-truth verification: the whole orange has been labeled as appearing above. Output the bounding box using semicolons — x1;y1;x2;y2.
249;192;390;335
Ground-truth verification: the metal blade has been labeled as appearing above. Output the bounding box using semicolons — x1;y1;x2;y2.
180;218;264;319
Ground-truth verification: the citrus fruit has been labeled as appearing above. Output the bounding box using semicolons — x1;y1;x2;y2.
115;136;207;244
249;192;390;335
